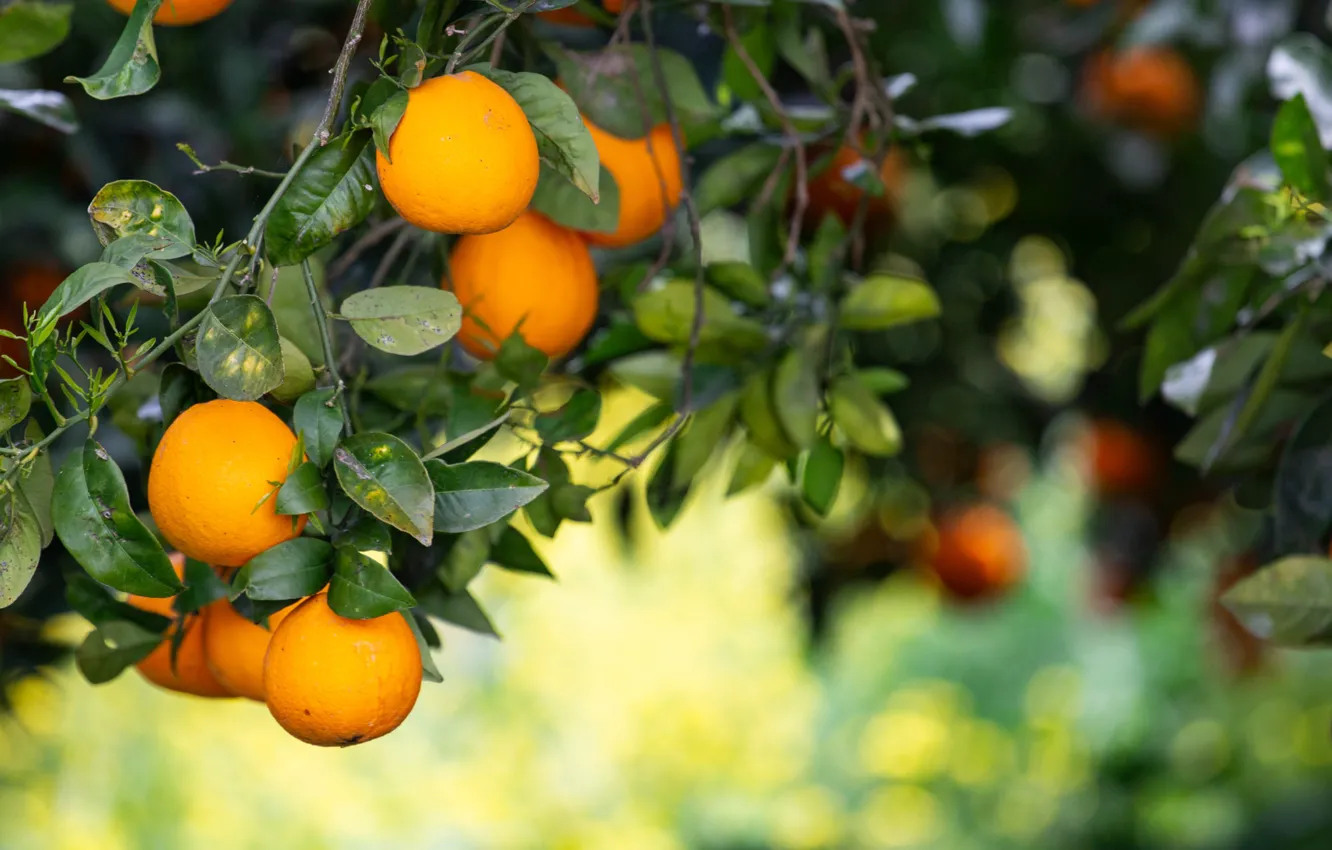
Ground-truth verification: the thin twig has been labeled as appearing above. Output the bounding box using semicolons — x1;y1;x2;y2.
722;5;807;276
178;143;285;178
369;228;413;290
327;218;409;280
445;0;537;75
302;259;353;434
317;0;375;145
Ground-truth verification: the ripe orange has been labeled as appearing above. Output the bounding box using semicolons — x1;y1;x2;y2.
579;119;683;248
919;503;1027;601
148;400;307;568
538;0;627;26
264;593;422;747
804;143;908;227
106;0;233;25
128;553;233;698
448;210;598;359
1;263;68;378
1081;47;1200;137
202;599;298;701
1078;418;1157;497
376;71;539;235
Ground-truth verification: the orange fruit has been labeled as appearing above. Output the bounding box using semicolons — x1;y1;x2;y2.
128;553;233;698
1;263;68;378
804;143;909;227
148;399;307;567
376;71;539;235
919;503;1027;601
579;119;683;248
537;0;627;26
202;599;298;701
1078;418;1157;497
264;593;422;747
106;0;233;25
1081;47;1200;137
448;210;598;359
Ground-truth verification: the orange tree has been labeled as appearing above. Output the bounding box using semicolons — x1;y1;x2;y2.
0;0;1019;742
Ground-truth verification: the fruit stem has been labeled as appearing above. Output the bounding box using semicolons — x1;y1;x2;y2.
302;259;354;435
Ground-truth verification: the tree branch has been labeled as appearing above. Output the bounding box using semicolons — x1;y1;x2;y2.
317;0;375;145
302;259;354;434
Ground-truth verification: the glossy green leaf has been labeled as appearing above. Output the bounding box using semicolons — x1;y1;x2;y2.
53;440;181;597
173;558;231;615
403;611;444;683
158;362;212;429
233;538;333;601
368;89;408;160
0;87;77;133
694;143;784;217
801;436;843;517
473;65;600;201
424;411;510;464
529;163;620;233
264;131;376;267
534;389;601;443
340;286;461;356
838;275;941;331
417;584;498;637
259;262;330;367
64;0;163;99
523;448;568;538
1271;93;1329;201
0;377;31;433
196;295;285;401
427;460;548;533
489;526;552;578
293;388;344;468
87;179;196;259
0;1;72;63
64;567;169;631
772;349;818;450
328;545;415;619
333;432;434;545
1221;556;1332;646
270;338;315;404
75;620;162;685
438;528;489;593
828;375;902;457
633;280;767;351
36;262;138;323
494;334;549;391
276;461;329;516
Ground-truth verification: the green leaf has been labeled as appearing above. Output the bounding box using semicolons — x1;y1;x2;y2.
523;448;568;538
472;65;600;201
196;295;285;401
552;484;594;522
269;338;315;404
64;567;169;630
87;179;196;261
633;280;767;350
64;0;163;99
233;538;333;601
489;526;552;578
828;375;902;457
606;400;673;453
0;88;77;134
646;439;688;530
36;262;138;323
259;262;330;367
0;1;72;63
1139;288;1201;402
403;611;444;683
1271;93;1329;201
416;585;498;637
368;89;408;161
264;131;376;267
0;496;41;608
426;460;548;533
173;558;231;615
328;545;415;619
333;432;434;545
838;275;941;331
276;461;329;516
1274;392;1332;554
694;143;784;218
0;377;31;433
158;362;212;429
549;43;718;140
529;163;620;233
674;394;737;484
494;334;549;391
340;286;462;356
772;348;819;450
534;388;601;443
52;440;182;597
801;436;843;517
1221;556;1332;646
739;370;798;460
1270;34;1332;155
75;620;162;685
293;388;344;468
438;528;489;593
13;421;53;547
728;440;777;496
424;410;510;464
855;368;909;395
705;261;770;308
720;20;776;102
607;350;681;401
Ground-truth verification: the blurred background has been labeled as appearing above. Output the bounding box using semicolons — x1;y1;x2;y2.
6;0;1332;847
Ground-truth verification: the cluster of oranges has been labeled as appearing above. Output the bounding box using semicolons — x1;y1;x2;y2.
139;399;421;747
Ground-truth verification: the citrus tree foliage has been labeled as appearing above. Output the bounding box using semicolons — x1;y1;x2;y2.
0;0;1014;689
